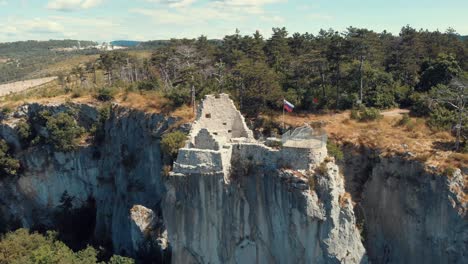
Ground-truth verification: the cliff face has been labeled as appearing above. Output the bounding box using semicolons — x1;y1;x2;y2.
342;146;467;264
0;102;466;264
0;104;175;258
163;162;367;264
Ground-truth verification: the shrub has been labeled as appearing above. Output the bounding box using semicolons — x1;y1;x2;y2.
315;161;328;175
163;88;191;107
0;140;20;178
161;131;187;161
427;106;455;131
137;80;159;91
93;105;111;145
327;140;344;161
396;113;411;127
45;112;85;152
1;106;12;115
109;255;135;264
409;92;431;117
71;87;85;98
350;106;382;122
0;228;134;264
95;87;115;102
360;107;382;121
15;120;32;146
444;166;456;177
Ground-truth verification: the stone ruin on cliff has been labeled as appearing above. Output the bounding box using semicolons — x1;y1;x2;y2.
172;94;328;178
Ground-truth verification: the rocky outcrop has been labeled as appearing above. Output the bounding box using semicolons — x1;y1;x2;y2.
341;146;467;264
163;94;367;264
1;101;465;264
0;103;176;259
163;162;367;264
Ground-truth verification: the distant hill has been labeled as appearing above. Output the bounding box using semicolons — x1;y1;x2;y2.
459;35;468;41
0;39;99;84
0;40;97;55
110;40;141;47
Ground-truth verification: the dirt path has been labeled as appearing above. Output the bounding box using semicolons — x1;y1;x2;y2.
381;108;410;117
0;77;57;97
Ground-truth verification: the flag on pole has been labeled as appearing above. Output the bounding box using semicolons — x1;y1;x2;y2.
283;99;295;112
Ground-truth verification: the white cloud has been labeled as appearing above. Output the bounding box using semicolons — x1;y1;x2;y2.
47;0;103;11
0;1;8;6
148;0;197;8
0;15;125;42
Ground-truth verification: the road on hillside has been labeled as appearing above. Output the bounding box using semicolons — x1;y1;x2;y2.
0;77;57;97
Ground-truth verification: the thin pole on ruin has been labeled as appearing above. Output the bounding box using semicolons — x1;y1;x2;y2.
282;97;285;132
191;84;196;115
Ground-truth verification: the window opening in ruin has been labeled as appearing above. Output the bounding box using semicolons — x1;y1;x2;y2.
228;130;232;133
223;122;227;125
205;113;211;118
213;132;218;135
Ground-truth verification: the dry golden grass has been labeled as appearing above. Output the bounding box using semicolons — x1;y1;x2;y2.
27;55;100;79
116;91;194;123
281;109;467;204
0;79;194;125
278;110;467;172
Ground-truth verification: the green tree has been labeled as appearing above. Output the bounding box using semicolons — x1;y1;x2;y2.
419;53;462;91
0;229;134;264
429;79;467;150
161;131;187;162
265;27;291;73
0;140;20;178
230;60;283;117
44;112;85;152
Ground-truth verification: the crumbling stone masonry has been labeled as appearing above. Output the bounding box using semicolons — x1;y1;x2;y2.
172;94;328;179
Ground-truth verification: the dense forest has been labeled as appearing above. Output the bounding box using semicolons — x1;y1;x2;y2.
78;26;466;150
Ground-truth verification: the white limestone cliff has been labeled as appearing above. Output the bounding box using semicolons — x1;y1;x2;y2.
164;94;367;263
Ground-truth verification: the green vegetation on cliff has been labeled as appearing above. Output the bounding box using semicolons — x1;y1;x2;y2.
0;229;134;264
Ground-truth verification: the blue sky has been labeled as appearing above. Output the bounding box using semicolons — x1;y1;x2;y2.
0;0;467;42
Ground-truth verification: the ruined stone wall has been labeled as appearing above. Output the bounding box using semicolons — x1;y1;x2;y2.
173;149;225;175
190;94;253;147
230;143;327;171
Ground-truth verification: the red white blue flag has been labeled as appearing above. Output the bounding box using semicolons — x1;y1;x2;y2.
283;99;295;112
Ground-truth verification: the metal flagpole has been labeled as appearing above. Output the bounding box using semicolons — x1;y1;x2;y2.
282;98;285;132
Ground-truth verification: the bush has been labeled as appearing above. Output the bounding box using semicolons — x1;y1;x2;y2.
95;87;115;102
92;105;111;145
161;131;187;161
360;107;382;121
45;112;85;152
427;106;456;131
137;80;159;91
327;140;344;161
315;161;328;175
15;120;32;146
409;92;431;117
396;113;411;127
163;88;191;107
0;140;20;178
1;106;12;115
109;255;135;264
350;106;382;122
71;87;85;98
0;229;134;264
